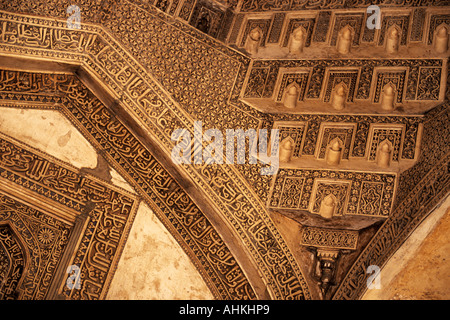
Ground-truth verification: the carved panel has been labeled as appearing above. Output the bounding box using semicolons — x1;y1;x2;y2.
310;180;352;216
244;67;270;98
275;177;306;209
316;124;356;160
416;67;441;100
276;72;310;102
378;14;410;46
282;18;315;47
268;112;421;161
0;72;258;300
312;11;331;43
239;19;271;47
0;133;139;300
427;14;450;44
330;13;364;46
168;0;181;15
367;126;404;162
269;169;396;217
410;8;426;42
267;13;286;44
334;104;450;299
373;70;407;103
300;227;359;250
239;0;447;12
357;181;386;216
277;124;306;158
323;70;359;103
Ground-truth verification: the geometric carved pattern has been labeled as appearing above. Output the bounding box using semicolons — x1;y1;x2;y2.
410;8;426;42
373;70;406;103
267;13;286;44
324;70;359;102
300;226;359;250
269;169;396;217
368;127;404;161
313;11;331;43
276;72;309;102
317;124;355;160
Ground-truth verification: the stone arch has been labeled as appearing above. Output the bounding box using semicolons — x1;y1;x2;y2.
0;60;268;300
0;10;312;300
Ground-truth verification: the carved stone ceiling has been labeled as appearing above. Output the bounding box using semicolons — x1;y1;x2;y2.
0;0;448;300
